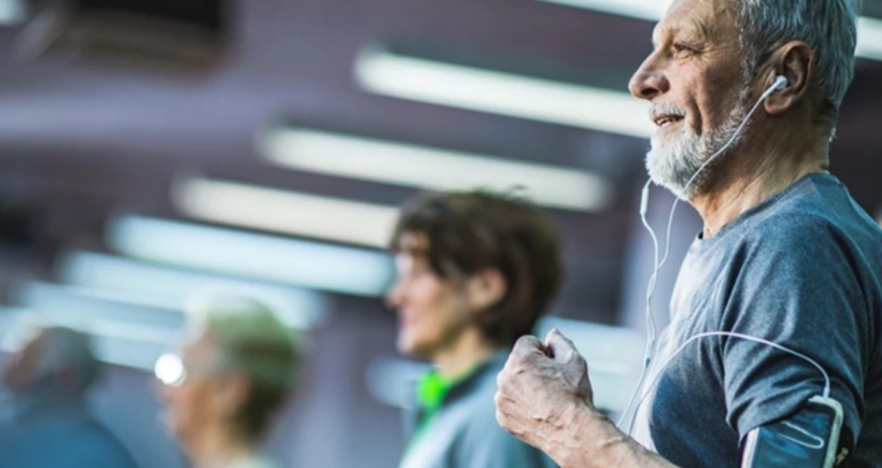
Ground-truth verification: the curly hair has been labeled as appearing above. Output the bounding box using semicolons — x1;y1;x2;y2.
390;190;564;348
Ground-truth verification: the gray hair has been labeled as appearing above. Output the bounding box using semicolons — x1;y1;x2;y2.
737;0;860;125
189;294;299;439
37;326;102;395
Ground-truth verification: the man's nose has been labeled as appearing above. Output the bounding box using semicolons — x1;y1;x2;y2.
629;54;669;101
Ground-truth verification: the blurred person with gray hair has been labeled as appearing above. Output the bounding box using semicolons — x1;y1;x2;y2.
155;295;299;468
0;326;138;468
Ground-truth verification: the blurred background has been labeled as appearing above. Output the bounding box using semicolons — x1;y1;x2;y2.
0;0;879;466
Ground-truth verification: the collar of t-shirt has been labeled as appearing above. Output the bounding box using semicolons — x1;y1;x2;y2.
414;350;507;429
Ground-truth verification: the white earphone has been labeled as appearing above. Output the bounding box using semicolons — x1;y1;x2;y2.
769;74;789;95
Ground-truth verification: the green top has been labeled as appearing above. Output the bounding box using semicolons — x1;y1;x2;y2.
407;364;482;453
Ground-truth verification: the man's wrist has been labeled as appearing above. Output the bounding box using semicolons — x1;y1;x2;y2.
560;403;676;468
545;399;611;467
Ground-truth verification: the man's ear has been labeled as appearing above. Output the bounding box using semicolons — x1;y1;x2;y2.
764;40;815;115
465;268;507;312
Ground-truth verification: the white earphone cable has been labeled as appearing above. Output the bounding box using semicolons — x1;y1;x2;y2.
626;331;832;436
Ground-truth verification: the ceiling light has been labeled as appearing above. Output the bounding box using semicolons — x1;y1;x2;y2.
174;177;400;248
539;0;664;20
108;215;395;297
0;305;173;371
0;0;25;25
539;0;882;62
14;282;184;341
57;251;327;329
354;48;653;138
261;128;611;211
857;17;882;62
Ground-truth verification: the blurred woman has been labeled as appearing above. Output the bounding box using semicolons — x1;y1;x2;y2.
387;190;562;468
155;295;298;468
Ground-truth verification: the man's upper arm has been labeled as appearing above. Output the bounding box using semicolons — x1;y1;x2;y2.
719;220;869;449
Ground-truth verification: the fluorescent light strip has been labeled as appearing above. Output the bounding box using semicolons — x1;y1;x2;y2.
0;308;169;371
539;0;882;62
15;281;185;335
0;0;25;25
174;178;399;248
539;0;665;20
108;215;394;297
261;128;611;211
0;307;31;352
354;48;653;138
857;17;882;62
58;251;326;329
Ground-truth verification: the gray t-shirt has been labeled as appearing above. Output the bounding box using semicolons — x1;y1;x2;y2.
633;174;882;467
399;351;558;468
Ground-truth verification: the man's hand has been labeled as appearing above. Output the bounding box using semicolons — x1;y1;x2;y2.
494;328;597;454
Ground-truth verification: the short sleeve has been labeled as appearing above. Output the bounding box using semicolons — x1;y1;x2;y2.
719;216;870;447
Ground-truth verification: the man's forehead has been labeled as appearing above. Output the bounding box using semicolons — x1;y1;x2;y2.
652;0;737;46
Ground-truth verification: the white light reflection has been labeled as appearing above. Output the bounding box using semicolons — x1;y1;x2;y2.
58;251;327;329
261;128;611;212
354;48;653;138
108;215;395;297
155;353;187;387
539;0;882;62
174;178;400;248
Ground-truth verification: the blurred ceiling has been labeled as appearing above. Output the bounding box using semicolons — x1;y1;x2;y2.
0;0;879;325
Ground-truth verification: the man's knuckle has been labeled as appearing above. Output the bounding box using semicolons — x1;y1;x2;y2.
515;335;533;347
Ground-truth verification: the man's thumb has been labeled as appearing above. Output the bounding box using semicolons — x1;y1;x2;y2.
544;328;578;361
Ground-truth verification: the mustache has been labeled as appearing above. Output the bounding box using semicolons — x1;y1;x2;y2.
648;104;687;119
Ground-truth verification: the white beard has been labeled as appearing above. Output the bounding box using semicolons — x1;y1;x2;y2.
646;92;751;199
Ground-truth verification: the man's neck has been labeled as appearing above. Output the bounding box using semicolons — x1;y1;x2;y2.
690;122;830;238
186;423;258;468
431;328;495;381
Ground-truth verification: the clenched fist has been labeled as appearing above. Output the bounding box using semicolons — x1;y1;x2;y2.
494;329;598;457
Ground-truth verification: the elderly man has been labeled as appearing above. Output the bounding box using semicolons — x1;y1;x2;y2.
0;326;138;468
495;0;882;467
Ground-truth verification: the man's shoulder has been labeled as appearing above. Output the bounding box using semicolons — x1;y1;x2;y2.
736;180;882;260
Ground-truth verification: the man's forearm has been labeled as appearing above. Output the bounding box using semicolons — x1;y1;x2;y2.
547;403;679;468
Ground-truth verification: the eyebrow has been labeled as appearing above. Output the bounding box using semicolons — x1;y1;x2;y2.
651;17;714;50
